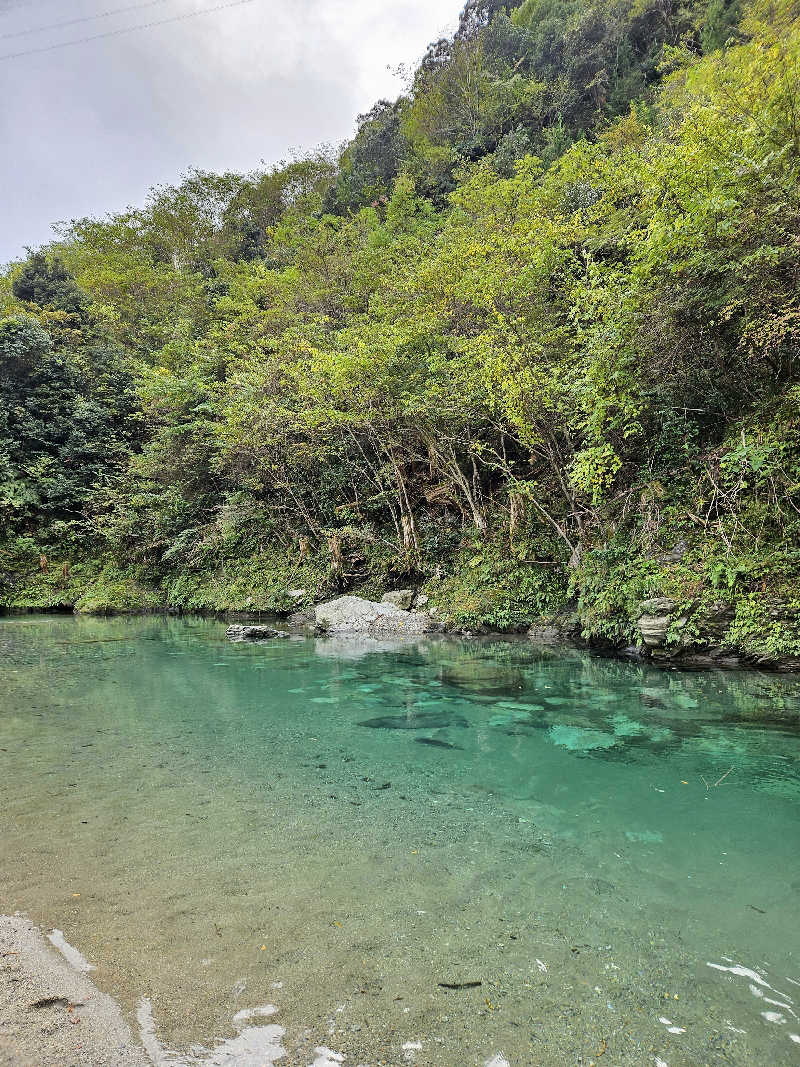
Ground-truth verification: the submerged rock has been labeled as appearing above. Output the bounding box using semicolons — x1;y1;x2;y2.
415;737;462;749
358;712;469;730
488;710;538;727
548;724;618;750
625;829;664;843
441;658;525;695
314;635;435;659
314;595;435;635
226;624;289;641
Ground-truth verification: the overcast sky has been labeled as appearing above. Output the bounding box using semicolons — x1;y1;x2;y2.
0;0;458;264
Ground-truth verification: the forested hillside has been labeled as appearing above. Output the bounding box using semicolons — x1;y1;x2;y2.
2;0;799;664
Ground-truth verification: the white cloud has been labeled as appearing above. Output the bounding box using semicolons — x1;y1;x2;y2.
0;0;458;262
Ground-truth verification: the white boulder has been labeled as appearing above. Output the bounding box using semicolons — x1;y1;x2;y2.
380;589;415;610
314;595;435;635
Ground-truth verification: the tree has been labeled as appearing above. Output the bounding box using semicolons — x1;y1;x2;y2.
0;315;136;539
327;101;409;213
12;252;89;318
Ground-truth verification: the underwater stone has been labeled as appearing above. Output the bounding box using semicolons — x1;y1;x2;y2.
488;713;512;726
495;701;545;712
358;712;469;730
441;659;525;695
548;725;618;750
610;714;646;737
625;829;664;843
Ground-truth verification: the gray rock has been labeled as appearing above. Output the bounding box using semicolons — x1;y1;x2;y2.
381;589;415;610
528;611;581;643
638;596;736;652
528;623;561;643
638;615;675;647
695;600;734;641
313;635;434;659
637;598;687;648
286;588;308;600
226;624;289;641
659;538;689;563
314;595;435;635
638;597;677;616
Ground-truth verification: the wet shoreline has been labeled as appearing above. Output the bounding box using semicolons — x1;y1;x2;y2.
0;914;147;1067
3;603;799;675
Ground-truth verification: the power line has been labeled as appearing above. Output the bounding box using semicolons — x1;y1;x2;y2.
1;0;174;40
0;1;58;15
0;0;257;60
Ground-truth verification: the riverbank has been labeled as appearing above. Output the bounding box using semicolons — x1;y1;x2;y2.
0;914;291;1067
0;915;147;1067
2;601;799;672
2;553;799;672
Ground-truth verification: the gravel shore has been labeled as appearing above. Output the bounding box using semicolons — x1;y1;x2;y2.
0;914;147;1067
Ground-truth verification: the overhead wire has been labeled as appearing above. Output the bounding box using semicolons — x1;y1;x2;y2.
0;0;58;15
0;0;257;60
1;0;175;40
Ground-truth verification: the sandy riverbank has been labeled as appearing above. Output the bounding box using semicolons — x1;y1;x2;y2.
0;914;148;1067
0;915;318;1067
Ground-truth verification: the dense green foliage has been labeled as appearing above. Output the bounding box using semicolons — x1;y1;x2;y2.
2;0;799;659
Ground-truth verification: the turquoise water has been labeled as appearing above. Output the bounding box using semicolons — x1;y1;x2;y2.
1;614;799;1066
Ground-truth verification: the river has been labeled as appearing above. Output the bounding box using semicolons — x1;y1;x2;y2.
1;614;799;1065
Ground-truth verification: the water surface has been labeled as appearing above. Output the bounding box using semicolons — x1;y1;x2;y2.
1;615;799;1066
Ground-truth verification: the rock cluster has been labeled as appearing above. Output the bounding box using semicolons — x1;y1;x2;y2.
637;597;686;647
527;611;581;644
314;595;436;635
380;589;415;610
225;624;289;641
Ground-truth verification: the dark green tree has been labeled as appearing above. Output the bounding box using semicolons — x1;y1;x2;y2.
326;101;409;213
0;315;136;539
12;252;90;318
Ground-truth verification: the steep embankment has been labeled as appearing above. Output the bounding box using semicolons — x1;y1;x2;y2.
1;1;799;668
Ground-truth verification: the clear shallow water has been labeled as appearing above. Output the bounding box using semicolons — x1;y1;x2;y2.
1;614;799;1067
